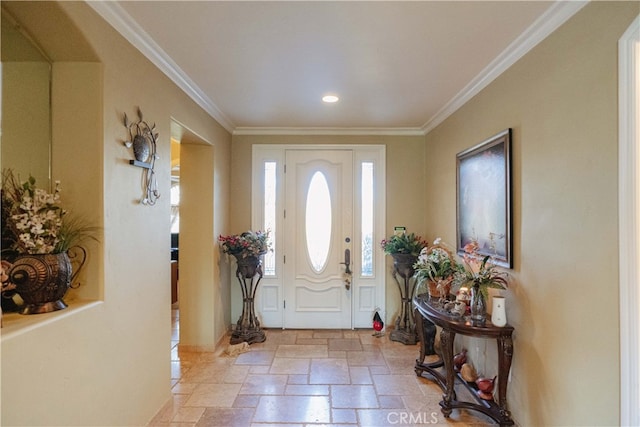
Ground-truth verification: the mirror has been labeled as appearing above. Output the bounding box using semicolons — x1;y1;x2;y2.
1;7;52;189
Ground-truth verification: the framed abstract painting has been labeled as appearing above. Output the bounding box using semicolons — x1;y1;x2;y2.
456;129;512;268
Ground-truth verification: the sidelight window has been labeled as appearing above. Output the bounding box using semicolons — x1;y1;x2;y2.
263;162;276;276
361;162;374;276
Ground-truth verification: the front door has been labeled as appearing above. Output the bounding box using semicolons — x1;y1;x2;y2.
284;150;353;329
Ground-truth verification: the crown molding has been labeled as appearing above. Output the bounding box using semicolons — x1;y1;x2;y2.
421;0;589;135
232;127;425;136
89;1;417;137
88;0;587;137
87;1;236;134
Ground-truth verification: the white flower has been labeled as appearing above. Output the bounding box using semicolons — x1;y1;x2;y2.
12;214;30;230
30;223;44;235
35;188;52;206
2;174;66;254
19;195;33;211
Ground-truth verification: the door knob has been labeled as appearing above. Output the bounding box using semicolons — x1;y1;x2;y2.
339;249;351;275
340;248;352;290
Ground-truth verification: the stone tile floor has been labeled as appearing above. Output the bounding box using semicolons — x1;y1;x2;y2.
148;310;493;426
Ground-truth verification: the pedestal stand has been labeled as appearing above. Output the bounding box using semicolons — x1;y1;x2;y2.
230;256;266;345
389;253;418;345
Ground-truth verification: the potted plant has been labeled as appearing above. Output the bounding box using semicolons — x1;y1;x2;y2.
413;238;464;299
380;232;427;256
218;230;271;345
453;239;509;323
380;231;427;278
380;232;427;345
380;232;427;276
219;230;270;259
1;170;97;314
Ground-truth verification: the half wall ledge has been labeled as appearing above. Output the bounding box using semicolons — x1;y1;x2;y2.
1;300;103;342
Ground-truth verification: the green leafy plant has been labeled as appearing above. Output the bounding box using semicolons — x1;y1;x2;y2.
218;230;271;259
380;232;427;256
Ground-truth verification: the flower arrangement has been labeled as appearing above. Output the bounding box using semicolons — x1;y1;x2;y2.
414;238;464;297
380;232;427;256
414;238;462;281
1;170;97;256
218;230;271;259
454;239;508;298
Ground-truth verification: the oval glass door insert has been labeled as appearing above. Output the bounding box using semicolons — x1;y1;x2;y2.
305;171;332;272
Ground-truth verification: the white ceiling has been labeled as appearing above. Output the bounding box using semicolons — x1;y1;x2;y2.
89;1;587;135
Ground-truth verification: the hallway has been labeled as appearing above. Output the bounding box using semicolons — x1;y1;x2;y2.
148;310;492;426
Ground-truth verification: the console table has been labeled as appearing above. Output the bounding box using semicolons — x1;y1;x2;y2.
413;294;515;426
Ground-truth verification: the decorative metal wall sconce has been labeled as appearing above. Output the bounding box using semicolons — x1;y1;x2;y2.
123;108;160;205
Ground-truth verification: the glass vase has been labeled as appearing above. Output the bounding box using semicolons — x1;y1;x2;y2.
470;284;487;324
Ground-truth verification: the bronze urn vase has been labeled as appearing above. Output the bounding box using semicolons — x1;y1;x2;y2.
8;252;72;315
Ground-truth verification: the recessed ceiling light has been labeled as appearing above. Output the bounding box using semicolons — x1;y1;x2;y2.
322;95;339;103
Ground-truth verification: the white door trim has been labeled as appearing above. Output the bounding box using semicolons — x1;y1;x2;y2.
251;144;386;329
619;14;640;427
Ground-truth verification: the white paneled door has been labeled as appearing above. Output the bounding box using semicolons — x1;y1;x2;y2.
252;144;385;330
284;150;353;329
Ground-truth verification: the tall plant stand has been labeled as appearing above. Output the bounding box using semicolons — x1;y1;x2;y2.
230;255;266;345
389;253;419;345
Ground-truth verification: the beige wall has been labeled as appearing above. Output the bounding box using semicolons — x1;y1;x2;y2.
179;141;230;349
51;62;103;301
0;2;232;426
424;3;638;425
231;134;426;324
